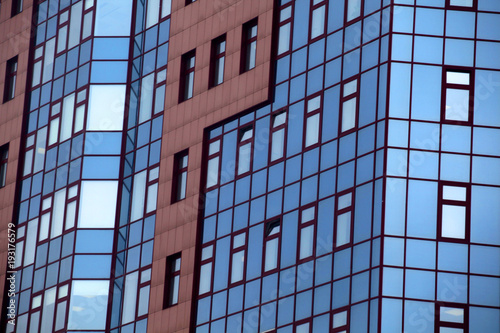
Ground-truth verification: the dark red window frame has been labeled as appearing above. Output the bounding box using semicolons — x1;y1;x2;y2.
437;181;471;243
445;0;477;10
229;230;247;286
241;18;258;74
334;189;354;250
309;0;328;42
209;34;226;88
0;143;9;188
304;93;323;150
441;67;474;125
206;137;222;189
236;125;254;177
435;302;469;333
331;307;350;332
344;0;363;25
277;2;293;57
297;205;317;263
163;252;182;308
171;149;189;203
269;109;287;164
263;219;281;274
3;56;18;102
179;50;196;103
198;242;215;296
339;76;359;136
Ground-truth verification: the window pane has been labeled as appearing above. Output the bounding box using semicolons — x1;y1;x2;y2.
280;6;292;21
199;263;212;294
68;280;109;330
278;23;291;55
161;0;171;17
338;192;352;210
347;0;362;21
170;275;179;304
442;205;466;239
247;41;256;70
233;233;246;248
341;98;356;132
265;238;278;271
231;250;245;283
311;6;325;39
207;157;219;187
273;113;286;127
440;307;464;323
299;225;314;259
177;171;187;200
336;212;351;246
88;85;126;130
450;0;473;7
296;322;310;333
439;328;463;333
271;129;285;161
343;79;358;97
241;128;253;141
442;186;467;201
185;72;194;99
302;207;315;223
307;96;321;113
79;181;118;228
445;88;469;121
215;57;225;85
447;72;470;85
305;114;320;147
238;143;251;174
333;310;348;328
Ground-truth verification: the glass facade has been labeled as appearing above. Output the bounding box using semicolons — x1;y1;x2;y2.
1;0;499;332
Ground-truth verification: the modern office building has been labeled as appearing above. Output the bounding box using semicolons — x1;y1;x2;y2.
0;0;499;332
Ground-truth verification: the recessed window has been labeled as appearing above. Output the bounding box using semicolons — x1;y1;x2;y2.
299;207;316;260
3;56;18;102
438;183;470;241
179;51;195;102
346;0;362;23
442;69;473;124
310;0;326;40
210;35;226;87
340;78;358;134
237;127;253;175
11;0;23;16
270;111;287;162
335;190;353;248
185;0;196;5
172;150;188;202
206;139;220;188
332;308;350;332
435;304;467;332
163;253;181;308
241;19;258;73
278;4;292;56
264;220;281;272
0;144;8;188
305;96;321;148
230;232;246;284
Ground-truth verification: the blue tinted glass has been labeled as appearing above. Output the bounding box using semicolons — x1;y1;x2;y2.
82;156;120;179
73;255;111;278
284;183;300;212
93;38;130;60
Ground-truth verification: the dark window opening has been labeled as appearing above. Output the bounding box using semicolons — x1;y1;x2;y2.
163;253;181;308
241;19;258;73
172;150;188;203
210;35;226;88
179;50;195;102
4;56;18;102
0;144;8;188
11;0;23;16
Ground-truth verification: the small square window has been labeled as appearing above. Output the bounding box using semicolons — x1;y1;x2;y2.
3;56;18;102
179;51;195;102
163;253;181;308
442;68;473;124
172;150;188;203
0;144;9;188
447;0;475;9
241;19;258;73
438;182;470;242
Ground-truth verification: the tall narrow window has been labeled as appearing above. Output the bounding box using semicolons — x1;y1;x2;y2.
335;190;353;248
199;244;214;295
332;308;350;332
11;0;23;16
438;182;470;242
442;69;473;124
299;206;316;260
230;232;246;284
179;51;195;102
340;77;358;135
346;0;362;23
264;220;280;272
163;253;181;308
206;139;221;188
0;144;8;188
237;127;253;175
278;4;292;56
310;0;326;40
3;56;18;102
241;19;258;73
172;150;188;203
305;95;321;148
210;35;226;87
270;111;286;162
435;303;467;332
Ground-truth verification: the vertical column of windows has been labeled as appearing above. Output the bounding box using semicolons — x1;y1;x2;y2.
199;244;214;295
435;304;468;332
264;220;281;272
